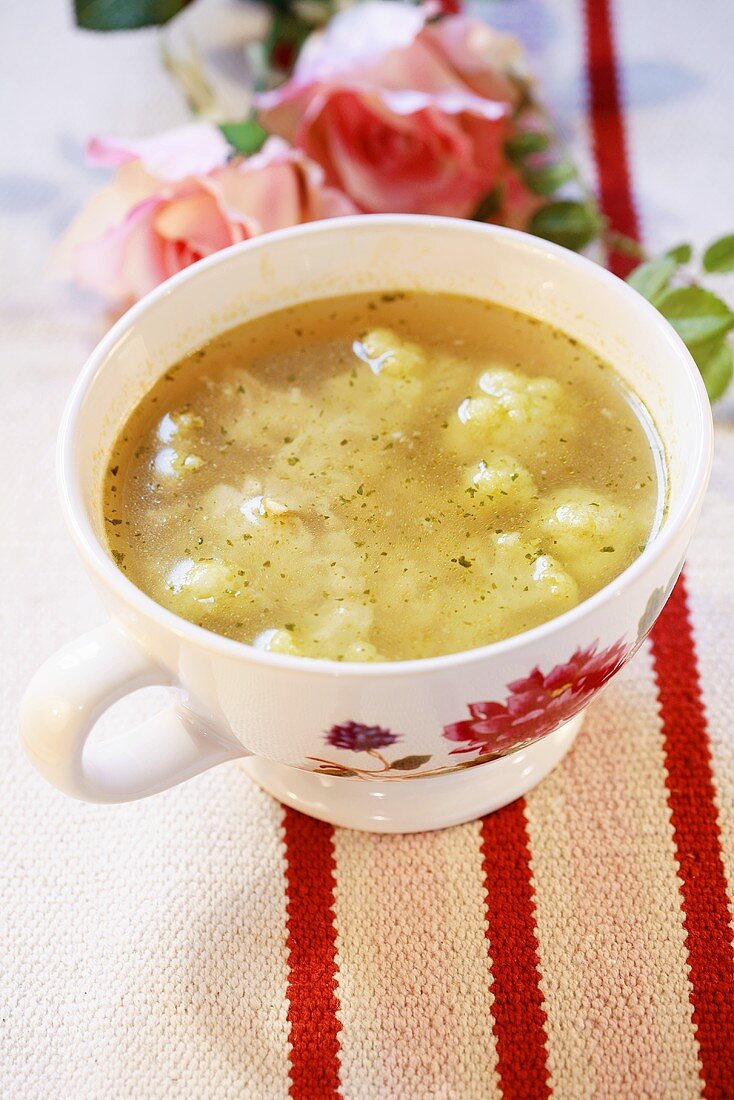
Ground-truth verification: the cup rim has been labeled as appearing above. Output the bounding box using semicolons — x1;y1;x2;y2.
58;214;713;679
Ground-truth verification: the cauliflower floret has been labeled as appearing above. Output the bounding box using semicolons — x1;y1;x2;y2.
342;640;384;662
449;367;574;455
483;531;579;629
299;599;374;661
197;479;308;544
351;327;425;412
240;493;291;525
465;452;537;513
455;530;576;638
152;447;205;479
354;328;424;378
227;372;302;446
371;557;446;657
493;531;578;604
373;534;577;656
532;487;633;587
254;628;300;656
151;410;207;477
268;422;370;505
157;410;204;443
166;556;235;604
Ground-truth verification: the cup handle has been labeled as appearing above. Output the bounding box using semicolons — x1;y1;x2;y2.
19;621;244;803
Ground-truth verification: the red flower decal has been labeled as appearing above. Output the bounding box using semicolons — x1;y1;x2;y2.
444;639;628;756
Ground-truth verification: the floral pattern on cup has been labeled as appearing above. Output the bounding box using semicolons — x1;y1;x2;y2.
444;638;628;759
309;721;436;778
309;637;628;780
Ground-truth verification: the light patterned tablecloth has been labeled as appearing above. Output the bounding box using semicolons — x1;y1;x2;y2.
2;1;734;1097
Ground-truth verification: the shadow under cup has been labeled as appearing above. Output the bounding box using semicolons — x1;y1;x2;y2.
29;217;712;831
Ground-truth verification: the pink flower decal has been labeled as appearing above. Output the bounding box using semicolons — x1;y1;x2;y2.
257;2;526;217
444;639;628;756
53;129;356;305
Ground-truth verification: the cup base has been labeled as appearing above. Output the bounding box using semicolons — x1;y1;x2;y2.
240;711;583;833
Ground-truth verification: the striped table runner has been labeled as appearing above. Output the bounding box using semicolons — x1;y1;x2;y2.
3;0;733;1097
275;2;734;1096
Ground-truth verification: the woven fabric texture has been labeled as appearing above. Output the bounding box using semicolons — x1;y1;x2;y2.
2;0;733;1097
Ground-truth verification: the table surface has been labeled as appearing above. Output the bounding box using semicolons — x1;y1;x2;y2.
2;1;734;1097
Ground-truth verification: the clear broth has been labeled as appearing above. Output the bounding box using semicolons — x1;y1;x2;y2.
103;291;663;661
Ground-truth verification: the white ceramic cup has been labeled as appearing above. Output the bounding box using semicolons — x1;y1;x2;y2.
19;216;712;832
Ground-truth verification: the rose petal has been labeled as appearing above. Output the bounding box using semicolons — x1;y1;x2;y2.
51;161;159;277
71;197;163;302
278;1;430;90
87;122;232;181
424;15;524;104
154;191;237;254
299;88;503;215
209;142;357;233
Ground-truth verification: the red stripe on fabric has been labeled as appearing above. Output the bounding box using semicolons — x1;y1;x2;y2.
582;0;639;277
282;808;342;1100
650;579;734;1097
582;0;734;1091
480;800;551;1099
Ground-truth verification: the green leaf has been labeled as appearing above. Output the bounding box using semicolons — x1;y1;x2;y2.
524;160;576;196
389;755;432;771
74;0;193;30
626;256;677;303
218;119;268;157
665;243;692;264
472;186;504;222
265;9;313;68
654;286;734;346
504;131;550;163
692;339;734;402
318;766;358;778
703;234;734;274
529;200;601;252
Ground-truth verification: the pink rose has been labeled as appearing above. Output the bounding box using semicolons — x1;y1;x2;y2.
257;2;526;217
54;124;356;304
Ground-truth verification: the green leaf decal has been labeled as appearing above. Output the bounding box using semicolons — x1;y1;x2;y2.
74;0;193;30
654;286;734;346
529;201;601;252
626;256;677;303
218;119;268;156
703;234;734;274
389;755;432;771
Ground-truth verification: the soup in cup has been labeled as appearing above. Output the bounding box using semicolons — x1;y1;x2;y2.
19;217;712;832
